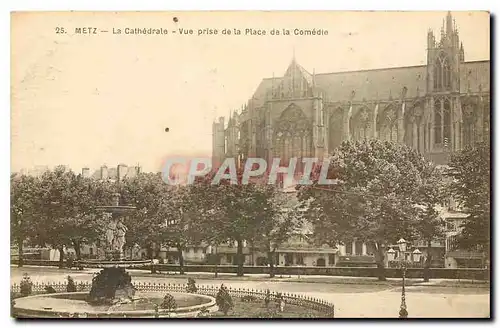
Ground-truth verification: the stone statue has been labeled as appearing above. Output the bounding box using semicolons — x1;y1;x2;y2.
106;220;117;250
114;220;128;254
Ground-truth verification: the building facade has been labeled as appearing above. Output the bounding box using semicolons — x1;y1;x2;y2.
211;12;490;268
213;12;490;169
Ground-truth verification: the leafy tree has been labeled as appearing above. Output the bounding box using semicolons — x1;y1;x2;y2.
411;165;447;281
34;166;114;267
298;140;443;281
448;141;490;260
160;185;206;275
193;168;277;276
120;172;169;259
11;173;40;267
254;190;304;277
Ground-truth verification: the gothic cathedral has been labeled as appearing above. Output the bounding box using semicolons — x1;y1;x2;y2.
212;12;490;170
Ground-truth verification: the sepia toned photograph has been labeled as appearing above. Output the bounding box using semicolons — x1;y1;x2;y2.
10;11;490;319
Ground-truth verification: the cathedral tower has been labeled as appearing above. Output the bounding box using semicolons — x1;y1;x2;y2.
426;11;463;155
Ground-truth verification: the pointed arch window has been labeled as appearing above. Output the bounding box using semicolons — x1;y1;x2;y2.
434;53;452;91
328;108;343;151
352;108;370;141
443;99;451;147
434;99;442;144
463;103;475;148
378;106;397;143
273;104;312;165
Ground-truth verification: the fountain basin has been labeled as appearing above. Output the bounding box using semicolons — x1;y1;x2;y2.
78;259;151;269
13;291;217;318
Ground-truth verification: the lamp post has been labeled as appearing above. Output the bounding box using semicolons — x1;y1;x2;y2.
397;238;408;318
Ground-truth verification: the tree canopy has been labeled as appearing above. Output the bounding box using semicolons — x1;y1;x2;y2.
297;139;446;280
448;141;491;256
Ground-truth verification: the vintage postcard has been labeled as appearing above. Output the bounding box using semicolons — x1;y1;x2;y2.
10;11;490;319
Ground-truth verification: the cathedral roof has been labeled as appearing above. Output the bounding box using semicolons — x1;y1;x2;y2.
250;60;490;105
314;65;427;102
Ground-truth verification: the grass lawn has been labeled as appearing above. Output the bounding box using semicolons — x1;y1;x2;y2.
208;299;329;318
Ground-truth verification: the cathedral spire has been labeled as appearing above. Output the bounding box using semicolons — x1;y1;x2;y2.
446;11;453;35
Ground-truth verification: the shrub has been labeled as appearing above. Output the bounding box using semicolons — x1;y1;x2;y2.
20;273;32;297
186;277;198;293
264;289;271;308
215;284;233;315
45;286;57;294
161;293;177;311
67;275;77;292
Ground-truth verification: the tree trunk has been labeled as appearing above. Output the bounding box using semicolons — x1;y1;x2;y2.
267;250;275;278
58;246;65;269
146;243;154;259
177;244;185;275
73;239;84;270
17;237;24;268
236;239;244;277
73;240;82;261
423;240;432;282
147;243;157;274
373;242;386;281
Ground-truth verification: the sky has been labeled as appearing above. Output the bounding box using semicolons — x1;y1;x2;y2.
11;11;490;173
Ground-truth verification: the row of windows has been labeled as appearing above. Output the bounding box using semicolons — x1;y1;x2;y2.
226;98;489;159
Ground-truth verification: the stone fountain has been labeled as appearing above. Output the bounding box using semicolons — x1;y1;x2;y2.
81;192;149;305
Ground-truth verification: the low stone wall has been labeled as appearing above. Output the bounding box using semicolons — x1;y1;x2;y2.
11;260;489;280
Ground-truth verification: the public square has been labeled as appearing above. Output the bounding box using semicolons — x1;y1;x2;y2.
10;266;490;318
10;11;490;319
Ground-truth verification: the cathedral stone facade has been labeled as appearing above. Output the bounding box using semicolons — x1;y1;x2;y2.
212;12;490;169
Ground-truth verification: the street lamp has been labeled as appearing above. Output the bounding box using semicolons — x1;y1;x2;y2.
397;238;408;318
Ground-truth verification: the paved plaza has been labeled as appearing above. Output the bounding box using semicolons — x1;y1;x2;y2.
11;266;490;318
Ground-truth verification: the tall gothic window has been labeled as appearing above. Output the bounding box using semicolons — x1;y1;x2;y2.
434;52;452;91
273;104;312;166
329;108;343;152
378;105;398;143
405;104;424;152
352;108;370;141
463;103;475;148
434;99;442;144
434;98;452;147
404;117;414;149
443;99;451;148
256;120;265;158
